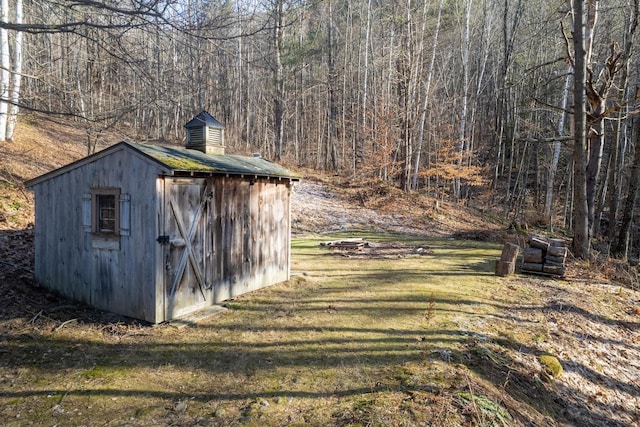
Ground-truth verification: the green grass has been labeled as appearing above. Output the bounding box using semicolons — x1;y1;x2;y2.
0;233;518;426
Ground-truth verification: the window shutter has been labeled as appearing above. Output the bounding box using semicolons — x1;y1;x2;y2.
82;193;92;232
119;193;131;236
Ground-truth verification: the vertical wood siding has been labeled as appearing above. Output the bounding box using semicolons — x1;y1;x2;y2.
164;176;292;317
209;177;291;304
32;148;164;323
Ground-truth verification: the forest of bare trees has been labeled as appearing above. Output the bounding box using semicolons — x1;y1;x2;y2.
1;0;640;261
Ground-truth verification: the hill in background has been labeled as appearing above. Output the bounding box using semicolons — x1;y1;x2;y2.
1;114;508;240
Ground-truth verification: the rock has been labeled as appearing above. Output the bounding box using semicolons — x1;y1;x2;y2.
51;404;65;416
174;401;188;413
213;408;226;417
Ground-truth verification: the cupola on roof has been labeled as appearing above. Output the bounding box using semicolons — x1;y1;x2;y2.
184;111;224;130
185;111;225;155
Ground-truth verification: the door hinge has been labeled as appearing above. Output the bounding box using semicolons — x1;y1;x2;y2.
157;235;170;245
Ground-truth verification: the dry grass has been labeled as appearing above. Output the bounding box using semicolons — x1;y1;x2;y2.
3;233;639;426
0;233;517;426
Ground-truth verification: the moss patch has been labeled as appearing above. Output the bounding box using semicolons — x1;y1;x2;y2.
539;354;563;378
157;155;216;171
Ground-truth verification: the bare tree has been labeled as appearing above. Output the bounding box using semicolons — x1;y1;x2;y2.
5;0;21;140
571;0;590;258
613;118;640;260
0;0;9;141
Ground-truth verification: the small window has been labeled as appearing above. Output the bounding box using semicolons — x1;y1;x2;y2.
91;188;120;235
97;194;117;233
82;189;130;240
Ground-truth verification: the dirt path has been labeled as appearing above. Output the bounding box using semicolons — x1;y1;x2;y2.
291;181;414;234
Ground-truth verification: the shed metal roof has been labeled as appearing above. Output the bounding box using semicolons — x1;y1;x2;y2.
25;141;299;188
133;143;298;178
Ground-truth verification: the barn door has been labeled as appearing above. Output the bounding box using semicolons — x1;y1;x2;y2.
163;178;213;319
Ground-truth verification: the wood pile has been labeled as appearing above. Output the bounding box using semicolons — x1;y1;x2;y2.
495;242;519;276
320;238;367;249
521;236;567;276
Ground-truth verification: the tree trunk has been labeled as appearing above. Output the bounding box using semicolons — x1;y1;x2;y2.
0;0;10;142
607;0;639;243
545;67;572;224
273;0;285;161
412;0;443;191
399;0;413;192
5;0;22;141
613;119;640;260
326;0;338;171
358;0;372;172
455;0;472;202
572;0;591;259
586;99;605;233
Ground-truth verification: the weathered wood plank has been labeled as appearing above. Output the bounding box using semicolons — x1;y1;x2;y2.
31;146;294;323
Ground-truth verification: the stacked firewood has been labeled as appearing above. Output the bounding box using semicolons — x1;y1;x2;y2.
495;242;520;276
521;236;567;276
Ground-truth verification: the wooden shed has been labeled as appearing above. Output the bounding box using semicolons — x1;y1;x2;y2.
26;112;299;323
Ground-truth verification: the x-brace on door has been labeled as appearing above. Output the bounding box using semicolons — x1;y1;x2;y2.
163;178;213;319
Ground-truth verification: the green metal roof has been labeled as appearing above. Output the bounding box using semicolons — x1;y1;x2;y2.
133;143;299;179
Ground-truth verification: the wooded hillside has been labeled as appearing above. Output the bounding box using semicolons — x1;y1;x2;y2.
1;0;640;261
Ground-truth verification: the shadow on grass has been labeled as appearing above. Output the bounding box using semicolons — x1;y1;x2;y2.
460;333;639;427
1;232;637;426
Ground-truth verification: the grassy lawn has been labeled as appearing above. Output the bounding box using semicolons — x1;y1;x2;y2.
1;233;516;426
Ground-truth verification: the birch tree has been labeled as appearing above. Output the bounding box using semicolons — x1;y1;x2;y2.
454;0;472;202
412;0;444;191
0;0;9;141
5;0;21;140
326;0;338;170
544;67;572;225
358;0;372;171
613;119;640;260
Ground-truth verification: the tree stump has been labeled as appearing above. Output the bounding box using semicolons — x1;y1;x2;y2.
496;243;520;276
